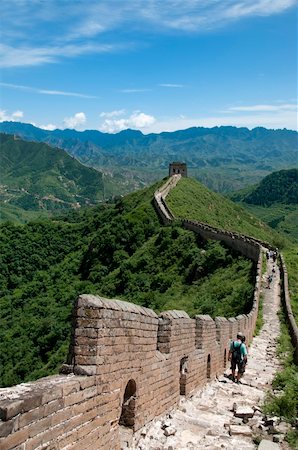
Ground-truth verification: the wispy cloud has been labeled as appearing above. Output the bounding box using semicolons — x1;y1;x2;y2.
119;88;150;93
0;82;97;99
0;42;124;68
159;83;185;88
1;1;296;68
227;103;297;112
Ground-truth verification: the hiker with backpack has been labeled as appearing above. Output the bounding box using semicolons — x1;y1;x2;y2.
228;332;248;384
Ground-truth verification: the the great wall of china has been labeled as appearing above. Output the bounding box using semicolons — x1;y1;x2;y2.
0;175;296;450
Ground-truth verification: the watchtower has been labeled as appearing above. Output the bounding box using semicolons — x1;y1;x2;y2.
169;162;187;177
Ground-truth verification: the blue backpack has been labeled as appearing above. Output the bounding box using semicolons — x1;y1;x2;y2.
232;341;243;363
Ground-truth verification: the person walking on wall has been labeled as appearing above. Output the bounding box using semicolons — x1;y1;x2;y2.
228;332;248;384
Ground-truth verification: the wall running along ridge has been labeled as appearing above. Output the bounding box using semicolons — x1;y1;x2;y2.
1;176;269;450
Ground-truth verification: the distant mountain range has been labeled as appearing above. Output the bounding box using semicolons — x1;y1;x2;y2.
1;121;297;193
0;133;104;219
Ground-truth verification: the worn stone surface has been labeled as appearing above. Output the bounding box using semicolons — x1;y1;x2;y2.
258;439;280;450
131;259;288;450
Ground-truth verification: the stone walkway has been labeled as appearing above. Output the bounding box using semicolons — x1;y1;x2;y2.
130;257;286;450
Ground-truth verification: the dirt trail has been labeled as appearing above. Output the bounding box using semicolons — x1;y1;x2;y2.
131;256;284;450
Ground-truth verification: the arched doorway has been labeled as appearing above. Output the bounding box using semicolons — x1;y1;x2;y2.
207;354;211;379
119;379;136;429
180;356;188;395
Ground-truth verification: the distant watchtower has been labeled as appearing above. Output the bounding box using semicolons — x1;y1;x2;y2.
169;162;187;177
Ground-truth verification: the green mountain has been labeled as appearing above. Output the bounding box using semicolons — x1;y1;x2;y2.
228;169;298;241
0;176;274;387
231;169;298;206
0;121;297;193
0;133;104;219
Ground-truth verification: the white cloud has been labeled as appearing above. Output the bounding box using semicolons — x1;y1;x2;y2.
63;112;87;129
99;111;156;133
40;123;57;131
0;109;24;121
100;109;126;118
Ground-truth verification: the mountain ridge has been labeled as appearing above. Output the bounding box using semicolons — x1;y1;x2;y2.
0;133;104;216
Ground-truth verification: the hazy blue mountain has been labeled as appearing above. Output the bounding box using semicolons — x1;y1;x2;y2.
0;121;297;193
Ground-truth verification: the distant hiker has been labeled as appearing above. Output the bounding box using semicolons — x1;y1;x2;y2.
266;274;273;289
266;251;270;261
272;251;277;263
228;332;248;384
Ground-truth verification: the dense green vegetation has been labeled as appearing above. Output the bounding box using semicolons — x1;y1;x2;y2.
0;179;256;387
1;122;297;193
0;133;104;219
232;169;298;206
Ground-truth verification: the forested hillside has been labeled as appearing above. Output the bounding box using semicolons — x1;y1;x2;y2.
0;179;257;387
1;122;297;193
0;133;104;218
231;169;298;206
229;169;298;241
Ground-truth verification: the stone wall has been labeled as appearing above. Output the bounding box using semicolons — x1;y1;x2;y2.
279;255;298;364
153;174;180;224
0;175;266;450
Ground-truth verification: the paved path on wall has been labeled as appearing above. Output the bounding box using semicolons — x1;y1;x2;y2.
130;257;285;450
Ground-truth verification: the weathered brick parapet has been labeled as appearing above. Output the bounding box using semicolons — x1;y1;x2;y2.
0;289;261;450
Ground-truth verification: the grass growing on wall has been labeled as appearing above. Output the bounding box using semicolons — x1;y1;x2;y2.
254;294;264;336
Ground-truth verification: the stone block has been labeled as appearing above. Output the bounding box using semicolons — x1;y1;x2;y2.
258;440;280;450
229;424;252;436
28;416;51;438
0;400;24;421
0;419;15;438
62;380;81;397
0;427;29;450
234;405;255;418
19;405;45;428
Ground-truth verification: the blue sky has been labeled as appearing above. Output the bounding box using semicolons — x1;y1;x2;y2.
0;0;297;133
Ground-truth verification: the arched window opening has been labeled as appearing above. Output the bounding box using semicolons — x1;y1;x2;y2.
119;379;136;429
207;354;211;379
180;356;188;395
224;349;227;368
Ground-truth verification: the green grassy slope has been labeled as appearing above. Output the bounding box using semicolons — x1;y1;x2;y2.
166;177;286;247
